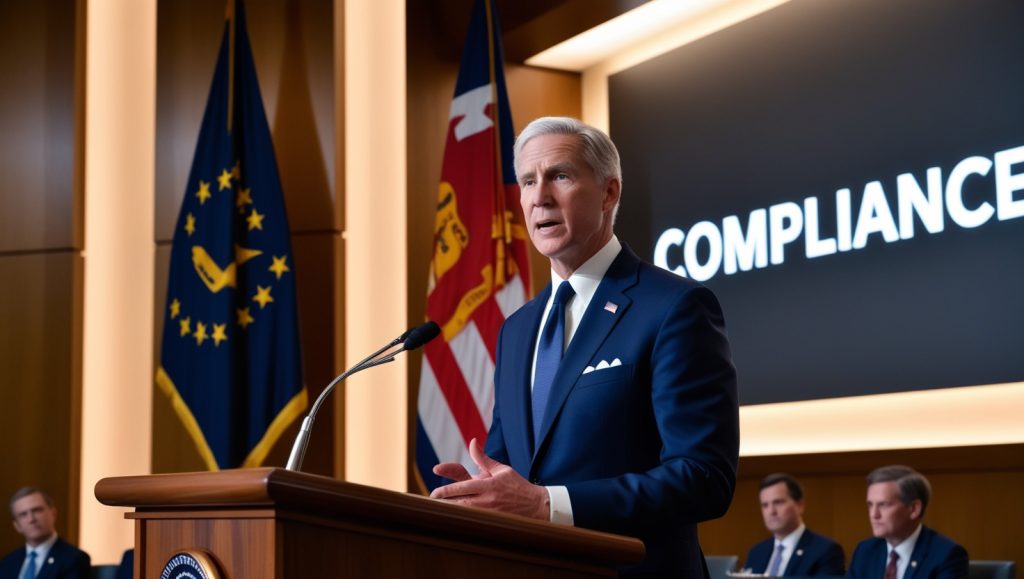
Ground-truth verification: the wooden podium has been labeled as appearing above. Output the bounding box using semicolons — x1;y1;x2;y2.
95;468;644;578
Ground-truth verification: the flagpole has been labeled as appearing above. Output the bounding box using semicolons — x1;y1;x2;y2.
226;0;236;131
483;0;510;284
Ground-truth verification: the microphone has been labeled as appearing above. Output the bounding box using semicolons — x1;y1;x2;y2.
403;320;441;350
285;321;441;471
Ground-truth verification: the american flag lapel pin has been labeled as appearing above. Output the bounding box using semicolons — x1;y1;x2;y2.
604;301;618;314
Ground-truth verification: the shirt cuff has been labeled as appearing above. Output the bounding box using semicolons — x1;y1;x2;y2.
545;485;574;526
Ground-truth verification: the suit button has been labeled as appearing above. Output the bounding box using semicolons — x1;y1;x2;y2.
530;478;540;484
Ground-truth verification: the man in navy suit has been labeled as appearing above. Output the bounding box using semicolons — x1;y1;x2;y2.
431;116;739;576
848;466;968;579
1;487;90;579
744;473;845;576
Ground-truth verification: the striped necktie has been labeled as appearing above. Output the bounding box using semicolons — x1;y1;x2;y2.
884;550;899;579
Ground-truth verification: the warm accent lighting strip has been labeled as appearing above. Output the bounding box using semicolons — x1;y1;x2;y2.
81;0;156;564
573;0;793;132
344;0;408;491
528;0;791;74
740;382;1024;456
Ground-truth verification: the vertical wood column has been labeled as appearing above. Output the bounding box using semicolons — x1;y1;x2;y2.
81;0;156;563
343;0;407;491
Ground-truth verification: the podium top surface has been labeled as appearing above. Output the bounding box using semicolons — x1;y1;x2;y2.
95;467;644;566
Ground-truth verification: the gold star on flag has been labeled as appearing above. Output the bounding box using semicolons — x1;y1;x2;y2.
237;307;255;329
179;316;191;337
195;181;212;204
185;213;196;236
218;168;233;191
247;208;265;231
169;299;181;319
269;255;290;280
231;160;241;179
211;323;228;347
194;321;208;346
236;187;253;212
253;285;274;309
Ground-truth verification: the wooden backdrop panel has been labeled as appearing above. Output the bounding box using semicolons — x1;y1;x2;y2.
0;0;82;557
0;0;78;253
0;253;81;554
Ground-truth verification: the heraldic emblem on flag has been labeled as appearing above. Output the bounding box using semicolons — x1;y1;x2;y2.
415;0;532;492
156;0;306;471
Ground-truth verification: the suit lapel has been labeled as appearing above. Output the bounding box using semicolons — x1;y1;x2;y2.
35;540;61;579
531;248;639;465
905;526;931;579
784;530;812;575
504;286;549;466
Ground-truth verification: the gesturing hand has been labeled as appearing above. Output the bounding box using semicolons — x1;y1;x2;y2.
430;438;550;521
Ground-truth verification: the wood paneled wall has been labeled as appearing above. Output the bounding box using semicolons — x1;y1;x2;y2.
153;0;339;478
0;0;83;557
700;444;1024;568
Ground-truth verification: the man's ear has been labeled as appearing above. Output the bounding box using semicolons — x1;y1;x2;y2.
908;499;923;520
603;177;621;212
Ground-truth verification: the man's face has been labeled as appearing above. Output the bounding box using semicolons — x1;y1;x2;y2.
11;493;57;547
866;481;921;544
759;482;804;537
516;133;619;277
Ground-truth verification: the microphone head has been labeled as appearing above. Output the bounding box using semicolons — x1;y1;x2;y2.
403;321;441;351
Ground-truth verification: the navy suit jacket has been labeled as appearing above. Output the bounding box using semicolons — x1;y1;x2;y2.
745;528;846;576
485;246;740;576
848;526;968;579
0;538;91;579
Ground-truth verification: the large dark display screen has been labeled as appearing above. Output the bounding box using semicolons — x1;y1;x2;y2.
609;0;1024;405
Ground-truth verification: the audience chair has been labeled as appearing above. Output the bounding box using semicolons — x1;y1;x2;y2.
969;560;1016;579
90;564;118;579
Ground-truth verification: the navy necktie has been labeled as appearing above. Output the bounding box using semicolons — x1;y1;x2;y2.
532;281;575;445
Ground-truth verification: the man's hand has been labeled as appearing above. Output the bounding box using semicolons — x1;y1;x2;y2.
430;438;550;521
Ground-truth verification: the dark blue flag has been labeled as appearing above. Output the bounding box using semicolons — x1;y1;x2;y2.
157;0;306;470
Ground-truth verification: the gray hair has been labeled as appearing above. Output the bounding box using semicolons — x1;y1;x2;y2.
867;465;932;517
9;487;54;517
513;116;622;190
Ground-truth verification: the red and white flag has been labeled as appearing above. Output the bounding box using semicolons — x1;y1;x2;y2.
415;0;532;491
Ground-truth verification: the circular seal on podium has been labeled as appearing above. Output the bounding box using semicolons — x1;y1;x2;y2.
160;551;221;579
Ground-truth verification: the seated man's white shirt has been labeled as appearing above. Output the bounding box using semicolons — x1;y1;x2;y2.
20;533;58;578
887;524;923;579
770;523;806;575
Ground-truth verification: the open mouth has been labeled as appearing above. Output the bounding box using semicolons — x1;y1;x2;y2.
536;220;561;230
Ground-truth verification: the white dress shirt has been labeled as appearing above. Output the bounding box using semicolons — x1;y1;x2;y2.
767;523;806;575
887;524;923;579
531;235;622;525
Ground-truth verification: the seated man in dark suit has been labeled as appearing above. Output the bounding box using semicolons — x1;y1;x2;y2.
848;465;968;579
743;473;845;576
0;487;90;579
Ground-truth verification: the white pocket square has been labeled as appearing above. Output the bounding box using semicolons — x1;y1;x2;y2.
582;358;622;374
